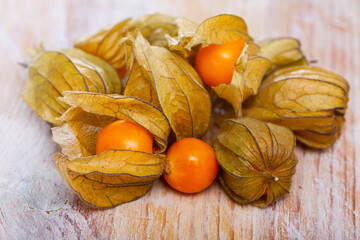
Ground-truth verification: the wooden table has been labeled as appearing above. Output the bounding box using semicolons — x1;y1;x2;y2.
0;0;359;239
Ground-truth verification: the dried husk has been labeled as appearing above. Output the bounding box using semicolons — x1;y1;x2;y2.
213;44;271;117
74;13;178;71
213;37;307;123
22;48;121;125
215;118;298;207
167;14;271;118
52;91;171;208
54;151;163;209
258;37;308;74
122;33;161;108
187;14;253;48
123;31;211;140
166;17;198;58
166;14;254;60
243;66;349;148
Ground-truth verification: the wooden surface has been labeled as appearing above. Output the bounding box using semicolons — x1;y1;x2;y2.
0;0;359;239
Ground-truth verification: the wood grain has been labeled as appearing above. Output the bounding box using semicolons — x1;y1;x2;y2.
0;0;359;239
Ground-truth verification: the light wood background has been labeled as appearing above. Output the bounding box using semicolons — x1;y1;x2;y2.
0;0;359;239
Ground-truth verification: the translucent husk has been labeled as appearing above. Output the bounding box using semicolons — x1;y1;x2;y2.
22;48;121;125
52;91;171;208
122;31;212;140
258;37;308;74
74;13;178;71
243;66;349;148
166;14;271;118
215;118;298;207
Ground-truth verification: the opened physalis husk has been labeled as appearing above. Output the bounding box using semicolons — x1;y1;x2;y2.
187;14;253;47
215;44;271;117
123;31;211;140
215;118;297;207
168;14;271;117
243;66;349;148
74;13;178;71
258;37;308;74
22;48;121;125
52;91;170;208
166;17;198;59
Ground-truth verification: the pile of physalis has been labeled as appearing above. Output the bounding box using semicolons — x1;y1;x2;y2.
22;14;349;208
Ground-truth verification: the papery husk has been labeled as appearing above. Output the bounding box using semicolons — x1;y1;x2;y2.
55;150;164;209
55;91;170;153
122;31;211;140
166;17;198;58
52;91;170;208
258;37;308;74
212;44;271;117
187;14;253;48
167;14;271;118
22;48;121;125
215;118;298;207
122;34;161;108
74;13;178;71
243;66;349;148
166;14;254;61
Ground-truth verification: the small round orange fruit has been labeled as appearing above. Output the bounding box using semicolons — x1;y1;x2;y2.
195;39;246;87
96;120;153;155
163;138;219;193
117;65;127;78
